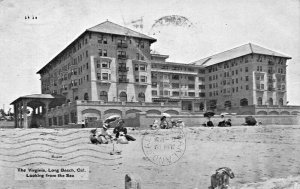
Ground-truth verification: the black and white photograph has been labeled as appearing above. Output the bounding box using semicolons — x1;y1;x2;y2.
0;0;300;188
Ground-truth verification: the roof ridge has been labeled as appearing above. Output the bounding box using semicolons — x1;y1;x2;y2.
87;20;155;40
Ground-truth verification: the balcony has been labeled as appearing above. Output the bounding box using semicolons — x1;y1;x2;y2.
118;66;129;72
268;61;275;65
118;78;129;83
134;82;148;86
117;54;128;60
117;43;128;48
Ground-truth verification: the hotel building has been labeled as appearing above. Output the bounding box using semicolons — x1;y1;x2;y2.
11;21;300;128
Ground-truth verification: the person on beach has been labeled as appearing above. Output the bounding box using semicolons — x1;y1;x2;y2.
113;119;136;141
89;129;100;144
218;115;226;127
81;119;86;128
160;116;170;129
97;123;113;144
225;119;232;127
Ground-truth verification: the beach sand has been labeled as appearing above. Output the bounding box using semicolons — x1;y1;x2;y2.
0;125;299;189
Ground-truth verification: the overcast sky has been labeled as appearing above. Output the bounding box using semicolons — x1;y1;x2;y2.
0;0;299;111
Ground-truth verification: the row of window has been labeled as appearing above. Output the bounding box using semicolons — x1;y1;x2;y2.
97;35;146;49
151;90;200;97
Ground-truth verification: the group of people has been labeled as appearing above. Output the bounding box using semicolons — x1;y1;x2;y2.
150;116;185;130
203;115;232;127
89;119;136;145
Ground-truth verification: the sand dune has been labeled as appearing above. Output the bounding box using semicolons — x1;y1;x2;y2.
0;125;299;189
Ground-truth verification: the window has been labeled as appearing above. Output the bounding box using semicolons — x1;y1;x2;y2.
236;70;238;74
119;92;127;102
172;75;179;80
209;84;212;89
164;90;169;96
279;98;283;106
134;64;139;71
97;73;101;80
246;85;249;90
103;50;107;57
240;98;248;106
245;76;249;81
257;97;262;105
152;82;157;87
268;98;273;105
103;37;107;44
140;64;146;71
152;90;157;96
236;87;238;92
261;84;264;89
199;85;205;89
224;101;232;108
188;84;195;89
100;91;108;102
172;91;179;96
102;73;109;80
140;41;144;48
86;74;89;81
86;62;89;69
140;76;147;82
209;76;212;81
138;92;145;102
188;92;195;97
199;92;205;97
84;93;89;100
245;67;248;72
172;83;179;88
98;49;102;56
188;76;194;81
136;53;140;60
236;78;238;83
102;62;109;68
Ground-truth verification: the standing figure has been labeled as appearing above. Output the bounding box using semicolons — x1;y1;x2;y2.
160;116;170;129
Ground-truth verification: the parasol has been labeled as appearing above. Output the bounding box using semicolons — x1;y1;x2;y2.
162;113;171;118
204;111;215;118
104;115;121;123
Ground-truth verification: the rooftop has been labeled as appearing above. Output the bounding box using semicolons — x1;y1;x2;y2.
10;94;65;105
87;21;156;43
190;43;292;67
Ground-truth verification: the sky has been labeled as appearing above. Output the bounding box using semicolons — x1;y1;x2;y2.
0;0;299;112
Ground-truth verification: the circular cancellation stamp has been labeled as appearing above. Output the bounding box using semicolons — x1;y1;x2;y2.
142;128;186;166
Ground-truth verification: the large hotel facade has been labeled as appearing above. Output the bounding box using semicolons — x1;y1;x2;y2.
11;21;300;128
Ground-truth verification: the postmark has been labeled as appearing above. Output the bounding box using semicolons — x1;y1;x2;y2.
142;128;186;166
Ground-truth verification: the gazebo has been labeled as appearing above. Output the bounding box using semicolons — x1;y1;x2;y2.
10;94;65;128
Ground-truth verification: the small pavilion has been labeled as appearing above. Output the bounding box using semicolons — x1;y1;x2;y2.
10;94;65;128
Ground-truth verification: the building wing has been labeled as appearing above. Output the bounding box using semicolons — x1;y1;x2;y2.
190;43;291;67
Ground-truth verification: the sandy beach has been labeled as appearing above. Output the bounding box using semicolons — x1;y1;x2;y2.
0;125;299;189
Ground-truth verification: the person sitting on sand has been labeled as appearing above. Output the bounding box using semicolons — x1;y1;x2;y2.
97;123;113;144
210;167;235;189
89;129;100;144
160;116;170;129
113;119;136;141
218;115;226;127
225;119;232;127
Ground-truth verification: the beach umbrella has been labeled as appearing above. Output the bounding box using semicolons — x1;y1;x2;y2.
104;115;121;123
245;116;257;126
204;111;215;118
162;113;171;118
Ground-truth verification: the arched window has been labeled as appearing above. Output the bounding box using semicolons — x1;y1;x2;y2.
257;97;262;105
84;93;89;100
240;98;248;106
100;91;108;102
224;101;232;108
119;92;127;102
269;98;273;106
138;92;145;102
279;98;283;106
